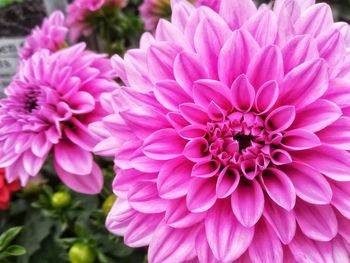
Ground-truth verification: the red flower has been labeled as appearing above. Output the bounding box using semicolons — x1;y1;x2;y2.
0;168;20;210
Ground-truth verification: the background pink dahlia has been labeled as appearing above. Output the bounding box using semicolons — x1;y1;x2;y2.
20;11;68;60
0;43;117;194
95;0;350;262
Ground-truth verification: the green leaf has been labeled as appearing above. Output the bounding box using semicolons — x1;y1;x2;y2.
2;245;26;256
0;227;22;252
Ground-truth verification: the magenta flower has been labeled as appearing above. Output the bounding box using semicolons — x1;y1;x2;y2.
0;44;117;194
97;0;350;261
66;0;128;42
20;11;68;60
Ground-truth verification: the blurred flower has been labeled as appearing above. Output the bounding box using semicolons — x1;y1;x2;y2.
20;11;68;60
195;0;220;11
0;168;20;210
66;0;128;42
0;44;117;194
139;0;172;31
97;0;350;262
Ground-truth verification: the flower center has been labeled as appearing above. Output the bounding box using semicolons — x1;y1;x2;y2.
25;92;39;113
234;134;253;153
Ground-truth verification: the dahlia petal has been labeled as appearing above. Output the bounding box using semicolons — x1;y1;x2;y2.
174;51;208;95
67;91;95;114
125;213;163;247
316;236;350;263
216;166;240;198
281;129;321;151
156;19;189;48
295;3;333;37
129;153;165;173
53;140;93;175
165;197;206;228
231;179;264;227
291;99;341;132
111;55;128;85
325;79;350;108
329;181;350;219
294;200;337;241
54;160;103;194
263;197;296;244
317;117;350;150
65;118;98;151
143;129;187;160
23;151;46;176
219;0;257;29
186;177;216;212
154;80;192;111
218;29;259;87
282;35;319;73
279;59;328;109
31;133;52;158
128;181;167;214
195;228;221;263
207;101;225;121
148;221;198;263
147;43;182;83
254;80;279;114
230;75;255;112
248;219;283;263
167;112;190;130
171;0;195;32
247;45;284;88
205;201;254;262
261;168;296;210
179;125;207;140
242;10;278;47
288;229;326;263
157;157;192;199
184;138;211;162
265;106;296;133
106;198;137;236
271;149;293;165
178;103;211;124
336;211;350;243
292;145;350;181
282;162;332;205
194;17;231;79
112;169;156;198
191;160;220;178
193;80;232;112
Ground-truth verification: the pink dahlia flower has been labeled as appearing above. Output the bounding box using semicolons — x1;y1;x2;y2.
20;11;68;60
99;0;350;262
0;43;117;194
66;0;128;42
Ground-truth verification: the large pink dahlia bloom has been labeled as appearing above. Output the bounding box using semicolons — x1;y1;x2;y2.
66;0;128;42
98;0;350;262
20;11;68;60
0;44;116;194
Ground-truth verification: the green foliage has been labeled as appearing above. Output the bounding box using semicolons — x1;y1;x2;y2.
0;227;26;262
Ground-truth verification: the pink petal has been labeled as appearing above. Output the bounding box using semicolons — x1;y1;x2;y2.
282;35;319;73
242;10;278;47
219;0;257;29
295;3;333;37
148;221;198;263
230;74;255;112
247;45;284;89
174;51;208;95
157;157;193;199
231;179;264;227
279;59;328;109
248;219;283;263
195;227;221;263
271;149;293;165
282;162;332;205
183;138;211;162
64;118;98;151
179;125;207;140
281;129;321;151
205;201;254;262
22;151;46;176
193;80;232;112
143;129;187;160
124;213;163;247
128;181;167;214
167;112;190;130
165;197;206;228
67;91;95;114
54;160;103;194
317;117;350;150
31;133;52;158
294;200;337;241
191;160;220;178
155;19;189;48
194;17;231;79
265;106;296;133
292;145;350;181
54;140;92;175
179;103;210;125
254;80;279;114
154;80;192;111
216;166;240;198
218;29;259;86
186;177;217;212
263;197;296;244
329;180;350;219
260;168;296;210
291;99;341;132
